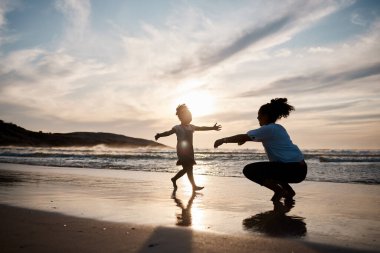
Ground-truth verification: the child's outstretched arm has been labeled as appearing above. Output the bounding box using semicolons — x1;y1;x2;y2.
193;123;221;131
214;134;252;148
155;129;175;140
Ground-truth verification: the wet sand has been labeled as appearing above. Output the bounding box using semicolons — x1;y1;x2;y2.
0;163;379;252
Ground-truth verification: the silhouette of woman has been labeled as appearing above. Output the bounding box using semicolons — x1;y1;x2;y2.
214;98;307;202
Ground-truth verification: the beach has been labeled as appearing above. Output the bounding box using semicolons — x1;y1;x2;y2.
0;163;379;252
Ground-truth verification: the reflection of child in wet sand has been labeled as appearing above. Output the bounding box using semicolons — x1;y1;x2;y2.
171;190;196;226
155;104;221;191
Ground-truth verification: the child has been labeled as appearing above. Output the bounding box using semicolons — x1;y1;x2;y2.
214;98;307;202
155;104;221;191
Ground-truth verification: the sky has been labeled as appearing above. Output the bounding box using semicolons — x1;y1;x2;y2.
0;0;379;150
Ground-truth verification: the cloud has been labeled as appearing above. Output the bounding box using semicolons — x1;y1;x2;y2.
165;1;351;77
350;7;371;27
274;48;292;58
0;45;170;130
0;2;7;28
296;100;366;113
197;99;376;126
0;100;159;136
0;0;15;28
98;0;354;87
0;48;107;86
198;15;294;69
351;13;367;26
0;49;122;121
167;14;294;76
55;0;91;41
198;110;254;123
239;61;380;97
0;101;37;117
329;113;380;122
308;47;334;54
0;0;20;46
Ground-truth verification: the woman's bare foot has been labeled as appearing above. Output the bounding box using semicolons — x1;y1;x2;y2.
270;191;283;202
284;189;296;201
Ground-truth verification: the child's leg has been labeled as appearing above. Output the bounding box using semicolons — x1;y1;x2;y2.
186;166;204;191
171;167;187;188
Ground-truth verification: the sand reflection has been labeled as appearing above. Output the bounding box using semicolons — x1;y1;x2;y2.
171;190;199;227
243;200;307;237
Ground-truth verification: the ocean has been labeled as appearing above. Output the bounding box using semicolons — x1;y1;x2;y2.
0;146;379;185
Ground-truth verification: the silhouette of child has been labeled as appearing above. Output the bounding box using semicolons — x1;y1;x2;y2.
214;98;307;202
155;104;221;191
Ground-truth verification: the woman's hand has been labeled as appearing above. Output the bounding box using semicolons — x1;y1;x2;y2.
155;133;160;141
214;134;250;148
214;138;224;148
213;123;222;131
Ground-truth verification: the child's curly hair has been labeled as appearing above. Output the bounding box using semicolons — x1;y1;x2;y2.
176;104;189;115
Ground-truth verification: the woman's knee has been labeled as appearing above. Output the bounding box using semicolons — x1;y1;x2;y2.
243;164;264;184
242;164;251;177
295;168;307;183
288;165;307;183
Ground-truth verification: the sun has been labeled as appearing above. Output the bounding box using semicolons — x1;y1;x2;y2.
173;90;216;117
172;78;217;117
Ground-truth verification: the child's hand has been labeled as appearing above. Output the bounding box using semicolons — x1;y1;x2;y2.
214;139;224;148
213;123;222;131
155;133;160;141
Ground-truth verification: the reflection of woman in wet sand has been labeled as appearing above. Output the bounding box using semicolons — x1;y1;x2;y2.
243;201;307;237
171;190;196;226
156;104;221;191
214;98;307;202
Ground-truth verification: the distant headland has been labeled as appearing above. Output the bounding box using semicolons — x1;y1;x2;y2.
0;120;167;148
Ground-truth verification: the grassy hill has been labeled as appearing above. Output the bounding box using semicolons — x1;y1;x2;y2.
0;120;166;148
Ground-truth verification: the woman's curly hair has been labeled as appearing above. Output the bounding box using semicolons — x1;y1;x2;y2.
259;98;295;123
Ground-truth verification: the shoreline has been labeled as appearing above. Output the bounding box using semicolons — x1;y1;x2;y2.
1;163;379;252
0;160;378;186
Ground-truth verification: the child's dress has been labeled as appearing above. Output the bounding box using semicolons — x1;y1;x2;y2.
173;124;196;166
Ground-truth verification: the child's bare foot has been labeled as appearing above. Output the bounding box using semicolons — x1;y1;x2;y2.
193;186;204;191
171;178;177;189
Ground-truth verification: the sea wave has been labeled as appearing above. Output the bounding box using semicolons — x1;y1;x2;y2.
0;147;379;185
319;156;380;163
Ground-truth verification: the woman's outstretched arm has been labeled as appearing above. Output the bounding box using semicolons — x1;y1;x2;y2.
214;134;253;148
193;123;221;131
155;129;175;140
